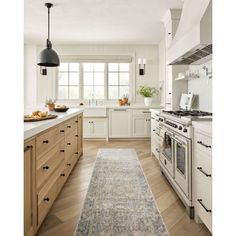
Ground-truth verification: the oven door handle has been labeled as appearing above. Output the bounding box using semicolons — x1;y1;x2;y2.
173;137;186;146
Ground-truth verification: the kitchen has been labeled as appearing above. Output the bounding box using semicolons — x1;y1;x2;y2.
1;0;235;235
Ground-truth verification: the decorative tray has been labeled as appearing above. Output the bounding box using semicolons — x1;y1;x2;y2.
24;114;58;122
54;107;69;112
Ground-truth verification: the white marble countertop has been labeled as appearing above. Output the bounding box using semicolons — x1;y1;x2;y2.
24;108;84;140
78;104;164;109
192;120;212;136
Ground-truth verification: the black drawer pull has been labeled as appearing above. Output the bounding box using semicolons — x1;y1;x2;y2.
75;152;78;154
197;167;211;177
43;140;49;144
43;198;50;202
24;145;33;151
67;143;71;145
43;166;49;170
60;130;65;133
197;141;211;148
67;163;71;166
164;159;167;165
153;129;156;131
60;174;65;176
197;199;211;212
75;120;78;123
60;150;65;152
75;134;78;137
67;125;71;128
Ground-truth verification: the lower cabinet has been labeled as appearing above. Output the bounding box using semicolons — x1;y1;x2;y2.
83;118;107;138
132;110;151;137
24;139;37;236
24;114;83;235
193;127;212;233
109;109;132;138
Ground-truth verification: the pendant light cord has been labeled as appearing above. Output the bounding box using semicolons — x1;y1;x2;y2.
48;6;50;41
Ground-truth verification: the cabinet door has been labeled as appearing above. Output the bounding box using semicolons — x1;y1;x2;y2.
24;139;36;236
83;118;91;138
133;116;150;137
91;118;107;138
109;109;131;137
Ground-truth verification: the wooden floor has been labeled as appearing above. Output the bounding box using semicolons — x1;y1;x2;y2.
37;140;211;236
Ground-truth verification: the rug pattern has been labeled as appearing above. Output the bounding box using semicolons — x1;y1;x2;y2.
74;149;169;236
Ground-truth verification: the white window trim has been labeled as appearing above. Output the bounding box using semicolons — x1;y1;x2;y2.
55;54;136;102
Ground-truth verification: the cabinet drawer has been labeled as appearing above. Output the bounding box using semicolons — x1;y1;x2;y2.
57;165;70;194
195;170;212;232
195;132;212;156
65;117;78;137
36;140;65;190
37;162;64;225
65;130;78;162
195;150;212;176
133;109;151;116
36;123;65;158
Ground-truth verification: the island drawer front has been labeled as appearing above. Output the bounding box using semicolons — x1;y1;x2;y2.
36;140;65;190
65;117;78;137
65;130;78;162
195;150;212;176
36;123;65;158
195;132;212;157
37;162;64;225
195;170;212;232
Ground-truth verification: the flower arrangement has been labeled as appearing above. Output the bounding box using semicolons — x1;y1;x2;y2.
137;85;158;97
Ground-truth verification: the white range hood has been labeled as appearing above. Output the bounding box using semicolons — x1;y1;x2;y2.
167;0;212;65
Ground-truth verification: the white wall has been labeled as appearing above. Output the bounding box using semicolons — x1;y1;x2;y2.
24;44;160;109
188;60;212;112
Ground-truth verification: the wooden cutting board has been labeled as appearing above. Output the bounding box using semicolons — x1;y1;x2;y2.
24;114;58;122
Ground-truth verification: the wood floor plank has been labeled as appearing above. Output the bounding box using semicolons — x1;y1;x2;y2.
36;140;211;236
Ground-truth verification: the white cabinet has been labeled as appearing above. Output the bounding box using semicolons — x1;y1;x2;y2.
162;9;189;110
109;109;131;138
193;123;212;233
83;118;107;138
132;110;151;137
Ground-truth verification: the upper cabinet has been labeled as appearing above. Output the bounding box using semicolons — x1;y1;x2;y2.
162;9;182;49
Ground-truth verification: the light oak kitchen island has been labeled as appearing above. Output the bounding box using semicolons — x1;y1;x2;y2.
24;108;83;236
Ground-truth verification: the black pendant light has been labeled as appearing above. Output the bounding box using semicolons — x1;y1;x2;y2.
37;3;60;67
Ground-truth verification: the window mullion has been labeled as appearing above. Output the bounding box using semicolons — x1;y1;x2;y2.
105;63;108;100
80;63;83;100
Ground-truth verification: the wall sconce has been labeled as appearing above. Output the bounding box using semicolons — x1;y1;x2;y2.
40;66;47;76
138;58;146;75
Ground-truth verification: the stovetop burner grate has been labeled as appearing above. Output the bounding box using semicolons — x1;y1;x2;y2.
162;110;212;118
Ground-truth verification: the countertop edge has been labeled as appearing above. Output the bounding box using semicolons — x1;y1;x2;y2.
24;109;84;140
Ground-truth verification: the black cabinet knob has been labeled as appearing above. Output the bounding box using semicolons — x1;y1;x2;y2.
75;134;78;137
44;198;50;201
60;130;65;132
183;128;187;133
43;166;49;170
75;152;78;154
60;150;65;152
75;120;78;123
67;125;71;128
43;140;49;143
67;143;71;145
67;163;71;166
60;173;65;177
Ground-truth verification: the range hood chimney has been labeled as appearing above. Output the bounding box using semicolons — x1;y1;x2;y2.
167;0;212;65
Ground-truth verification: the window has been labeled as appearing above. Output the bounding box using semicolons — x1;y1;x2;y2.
108;63;129;99
56;61;130;100
83;63;105;99
57;63;80;99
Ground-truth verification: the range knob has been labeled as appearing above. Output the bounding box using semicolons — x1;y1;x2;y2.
183;128;187;133
178;126;182;130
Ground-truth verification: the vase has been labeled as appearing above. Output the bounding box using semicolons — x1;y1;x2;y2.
47;104;55;111
144;97;152;106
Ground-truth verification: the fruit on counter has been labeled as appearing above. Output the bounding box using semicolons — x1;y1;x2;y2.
25;110;48;118
55;104;66;108
38;111;48;117
32;110;41;116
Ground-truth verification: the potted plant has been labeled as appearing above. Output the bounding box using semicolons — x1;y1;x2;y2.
137;85;158;106
45;98;56;111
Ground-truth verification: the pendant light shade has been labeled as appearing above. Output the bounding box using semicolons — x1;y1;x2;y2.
37;3;60;67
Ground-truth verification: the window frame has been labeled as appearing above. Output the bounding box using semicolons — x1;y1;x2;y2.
55;60;134;102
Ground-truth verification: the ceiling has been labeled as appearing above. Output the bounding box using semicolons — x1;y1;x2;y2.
24;0;183;45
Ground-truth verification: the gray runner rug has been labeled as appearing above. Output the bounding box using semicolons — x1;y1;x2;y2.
74;149;169;236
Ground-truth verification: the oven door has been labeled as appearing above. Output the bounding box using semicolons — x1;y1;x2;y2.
160;130;175;177
174;136;191;198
